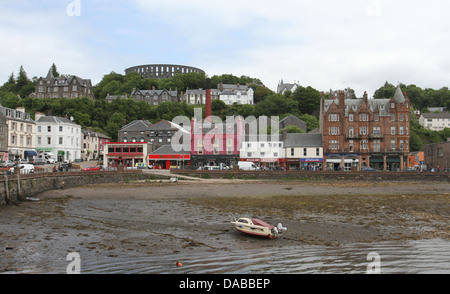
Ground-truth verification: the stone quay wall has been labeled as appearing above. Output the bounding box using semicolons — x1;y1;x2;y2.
0;170;166;206
172;169;450;182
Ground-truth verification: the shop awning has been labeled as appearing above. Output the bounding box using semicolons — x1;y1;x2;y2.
25;151;38;157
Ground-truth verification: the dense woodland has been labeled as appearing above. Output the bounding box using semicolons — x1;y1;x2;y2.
0;64;449;150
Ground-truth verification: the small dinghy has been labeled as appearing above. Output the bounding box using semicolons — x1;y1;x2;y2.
231;217;287;239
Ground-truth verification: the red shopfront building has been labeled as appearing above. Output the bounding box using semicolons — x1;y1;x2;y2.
147;144;191;169
104;142;148;167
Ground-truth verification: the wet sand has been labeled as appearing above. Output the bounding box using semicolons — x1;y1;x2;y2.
0;178;449;273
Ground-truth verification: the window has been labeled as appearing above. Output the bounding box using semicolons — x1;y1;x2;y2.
391;126;396;135
48;126;51;132
37;137;41;145
290;148;294;156
329;127;340;135
362;140;368;150
373;127;381;136
38;126;41;132
391;140;396;150
391;114;395;121
59;126;63;132
359;113;368;121
349;140;354;152
247;152;252;157
303;148;307;156
48;137;51;145
330;140;339;150
316;148;320;156
59;137;63;144
374;114;379;122
391;102;395;108
349;114;353;122
360;127;368;135
399;127;404;135
349;127;354;137
400;140;404;150
399;114;404;121
373;140;381;152
328;114;339;121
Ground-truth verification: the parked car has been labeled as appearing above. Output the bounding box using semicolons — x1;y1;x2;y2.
9;164;35;174
361;167;377;171
1;160;16;167
82;166;100;171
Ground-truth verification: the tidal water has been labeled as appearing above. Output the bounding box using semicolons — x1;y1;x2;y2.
25;238;450;274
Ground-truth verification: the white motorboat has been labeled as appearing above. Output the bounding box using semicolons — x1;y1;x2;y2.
231;217;286;239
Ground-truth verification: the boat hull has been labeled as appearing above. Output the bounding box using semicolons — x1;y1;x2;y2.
231;221;278;239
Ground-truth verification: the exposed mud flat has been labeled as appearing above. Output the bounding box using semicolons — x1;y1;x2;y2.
0;180;448;273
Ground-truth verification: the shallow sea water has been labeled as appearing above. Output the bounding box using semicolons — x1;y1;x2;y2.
21;238;450;274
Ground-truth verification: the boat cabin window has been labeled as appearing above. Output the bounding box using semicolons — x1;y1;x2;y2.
238;219;249;224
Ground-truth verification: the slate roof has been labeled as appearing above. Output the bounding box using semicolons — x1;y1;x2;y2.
421;112;450;119
149;144;190;155
284;133;323;148
324;85;407;117
120;120;152;132
36;116;79;125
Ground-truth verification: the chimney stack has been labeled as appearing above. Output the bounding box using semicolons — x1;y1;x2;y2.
205;78;212;121
363;91;368;104
338;90;345;108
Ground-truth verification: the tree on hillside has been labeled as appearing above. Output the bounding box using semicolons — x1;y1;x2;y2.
373;81;397;99
254;94;298;117
292;85;321;116
51;63;60;78
16;66;30;90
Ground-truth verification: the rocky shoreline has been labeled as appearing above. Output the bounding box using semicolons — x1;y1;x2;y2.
0;179;449;273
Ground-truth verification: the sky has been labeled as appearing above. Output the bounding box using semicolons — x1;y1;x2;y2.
1;0;450;97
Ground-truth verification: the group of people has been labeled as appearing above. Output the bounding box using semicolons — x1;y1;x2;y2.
52;163;72;172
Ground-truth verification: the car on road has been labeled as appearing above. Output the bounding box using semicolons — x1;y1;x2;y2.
361;166;377;171
0;160;15;167
82;166;100;171
9;164;35;174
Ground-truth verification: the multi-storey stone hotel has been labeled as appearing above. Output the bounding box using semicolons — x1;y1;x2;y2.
321;86;411;171
34;67;94;99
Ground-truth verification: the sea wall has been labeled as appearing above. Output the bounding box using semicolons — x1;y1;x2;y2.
172;169;450;182
0;170;165;206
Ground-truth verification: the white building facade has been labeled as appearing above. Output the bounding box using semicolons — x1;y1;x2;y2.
419;113;450;131
35;113;82;162
0;106;36;161
218;84;254;105
183;89;219;105
284;133;324;170
239;135;285;169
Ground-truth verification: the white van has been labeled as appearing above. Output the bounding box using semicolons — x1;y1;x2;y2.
237;161;259;171
35;154;55;164
9;164;35;174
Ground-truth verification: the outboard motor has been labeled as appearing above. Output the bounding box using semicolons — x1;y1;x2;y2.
277;223;287;233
